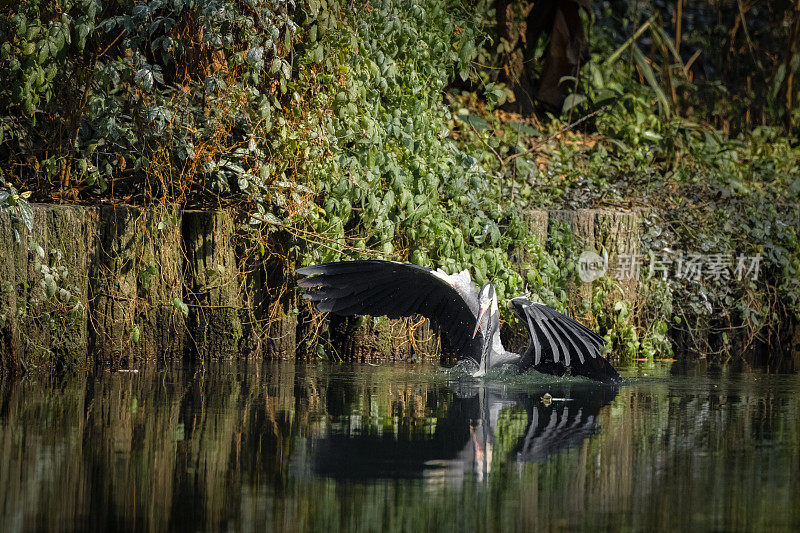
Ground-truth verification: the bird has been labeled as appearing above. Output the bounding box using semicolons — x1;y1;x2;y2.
296;260;620;383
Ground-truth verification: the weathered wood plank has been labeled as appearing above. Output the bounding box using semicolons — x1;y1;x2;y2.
90;205;185;366
182;210;243;359
1;205;96;372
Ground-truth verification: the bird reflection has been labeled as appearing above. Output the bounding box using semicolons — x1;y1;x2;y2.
307;380;619;482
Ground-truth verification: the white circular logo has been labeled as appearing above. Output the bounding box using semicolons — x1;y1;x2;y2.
578;250;607;283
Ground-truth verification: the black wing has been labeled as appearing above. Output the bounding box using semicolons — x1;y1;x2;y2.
297;261;483;361
509;297;620;382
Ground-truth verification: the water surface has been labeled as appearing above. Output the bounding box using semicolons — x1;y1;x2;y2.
1;361;798;531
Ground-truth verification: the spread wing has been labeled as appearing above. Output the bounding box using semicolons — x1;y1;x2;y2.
509;297;620;382
297;260;483;361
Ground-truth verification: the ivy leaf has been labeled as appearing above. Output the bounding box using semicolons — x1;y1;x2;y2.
148;106;172;132
263;212;283;225
135;64;163;91
43;273;57;298
39;38;60;63
132;4;151;19
459;39;475;63
139;261;158;291
284;26;292;52
17;200;34;230
136;68;154;90
75;22;92;51
205;75;226;95
171;297;189;317
488;222;501;244
269;57;281;74
246;47;263;65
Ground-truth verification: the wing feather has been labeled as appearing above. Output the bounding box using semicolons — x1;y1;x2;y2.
509;297;619;382
298;261;482;361
527;304;565;364
535;303;605;346
545;315;589;364
523;311;543;365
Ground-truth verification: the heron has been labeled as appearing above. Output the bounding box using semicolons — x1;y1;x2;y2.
297;260;620;382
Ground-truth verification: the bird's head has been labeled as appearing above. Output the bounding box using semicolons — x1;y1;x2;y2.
473;283;498;339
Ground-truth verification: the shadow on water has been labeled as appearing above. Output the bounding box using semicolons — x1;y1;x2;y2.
0;360;798;532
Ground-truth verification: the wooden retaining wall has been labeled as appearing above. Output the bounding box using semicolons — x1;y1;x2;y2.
0;204;644;373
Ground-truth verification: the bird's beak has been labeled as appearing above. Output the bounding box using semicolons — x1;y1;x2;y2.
473;305;488;339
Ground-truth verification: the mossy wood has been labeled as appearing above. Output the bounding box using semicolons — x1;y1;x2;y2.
3;204;796;372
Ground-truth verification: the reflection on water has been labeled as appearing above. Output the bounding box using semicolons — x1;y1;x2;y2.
307;380;618;483
1;362;799;531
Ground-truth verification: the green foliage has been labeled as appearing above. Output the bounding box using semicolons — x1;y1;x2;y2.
0;0;531;308
589;278;639;359
14;236;86;366
0;172;34;240
288;0;529;306
138;261;158;291
522;221;580;312
0;1;97;116
4;0;800;363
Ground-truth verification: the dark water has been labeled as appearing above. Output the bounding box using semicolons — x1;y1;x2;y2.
1;361;799;532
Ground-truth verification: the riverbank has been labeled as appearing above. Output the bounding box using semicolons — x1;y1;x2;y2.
0;203;625;372
3;203;796;375
4;2;800;373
